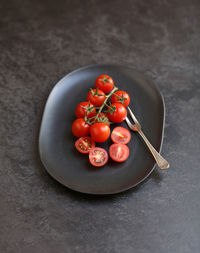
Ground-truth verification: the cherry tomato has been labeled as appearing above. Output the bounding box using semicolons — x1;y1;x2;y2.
109;143;129;162
111;90;130;107
111;127;131;144
95;75;114;93
89;147;108;167
75;136;95;154
72;118;90;137
90;123;110;142
75;101;96;119
107;103;127;123
87;89;105;107
90;112;110;125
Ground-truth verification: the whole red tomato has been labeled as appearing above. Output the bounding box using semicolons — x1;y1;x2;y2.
111;90;130;107
107;103;127;123
75;101;96;118
95;75;114;93
72;118;90;137
90;123;110;142
87;89;105;107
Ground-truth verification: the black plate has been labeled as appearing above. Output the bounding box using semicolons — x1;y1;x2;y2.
39;64;165;195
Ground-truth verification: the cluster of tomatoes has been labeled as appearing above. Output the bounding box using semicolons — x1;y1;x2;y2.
72;74;131;167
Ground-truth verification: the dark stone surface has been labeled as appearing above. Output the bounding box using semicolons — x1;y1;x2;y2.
0;0;200;252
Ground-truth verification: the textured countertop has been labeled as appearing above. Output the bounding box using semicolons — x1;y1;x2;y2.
1;0;200;252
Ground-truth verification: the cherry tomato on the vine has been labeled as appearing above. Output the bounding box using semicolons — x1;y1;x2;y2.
111;127;131;144
72;118;90;137
75;136;95;154
111;90;130;107
107;103;127;123
75;101;96;118
109;143;129;162
90;122;110;142
95;75;114;93
90;112;110;125
89;147;108;167
87;89;105;107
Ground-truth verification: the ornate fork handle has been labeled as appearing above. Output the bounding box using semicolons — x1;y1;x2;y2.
138;130;169;170
126;107;170;170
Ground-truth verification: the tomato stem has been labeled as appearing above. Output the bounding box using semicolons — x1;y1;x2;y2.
113;92;127;106
104;103;112;109
94;86;118;121
86;86;118;125
99;76;112;84
113;93;127;100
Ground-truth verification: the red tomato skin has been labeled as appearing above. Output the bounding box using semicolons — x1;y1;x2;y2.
72;118;90;137
75;136;95;154
109;143;130;162
111;127;131;144
107;103;127;123
90;123;110;142
89;147;108;167
95;75;114;93
111;90;130;107
75;101;96;118
87;89;105;107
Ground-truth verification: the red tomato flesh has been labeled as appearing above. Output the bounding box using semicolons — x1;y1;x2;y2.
89;147;108;167
75;136;95;154
109;143;129;162
111;127;131;144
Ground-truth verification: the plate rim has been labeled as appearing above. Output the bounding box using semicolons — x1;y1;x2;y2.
39;64;165;195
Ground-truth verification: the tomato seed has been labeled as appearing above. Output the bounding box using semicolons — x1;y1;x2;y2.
93;150;106;163
78;139;92;151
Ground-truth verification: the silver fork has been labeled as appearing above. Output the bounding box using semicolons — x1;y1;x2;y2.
125;107;170;170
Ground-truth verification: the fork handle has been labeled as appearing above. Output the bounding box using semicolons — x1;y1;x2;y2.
138;130;170;170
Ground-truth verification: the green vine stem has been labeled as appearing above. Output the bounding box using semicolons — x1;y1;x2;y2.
95;86;118;117
87;86;118;124
104;103;113;109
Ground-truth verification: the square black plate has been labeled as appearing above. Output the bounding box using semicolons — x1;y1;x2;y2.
39;64;165;194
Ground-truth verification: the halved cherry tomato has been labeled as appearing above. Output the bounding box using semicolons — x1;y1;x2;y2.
111;90;130;107
90;122;110;142
111;127;131;144
95;75;114;93
75;101;96;118
109;143;129;162
75;136;95;154
89;147;108;167
72;118;90;137
87;89;105;107
90;112;110;125
107;103;127;123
